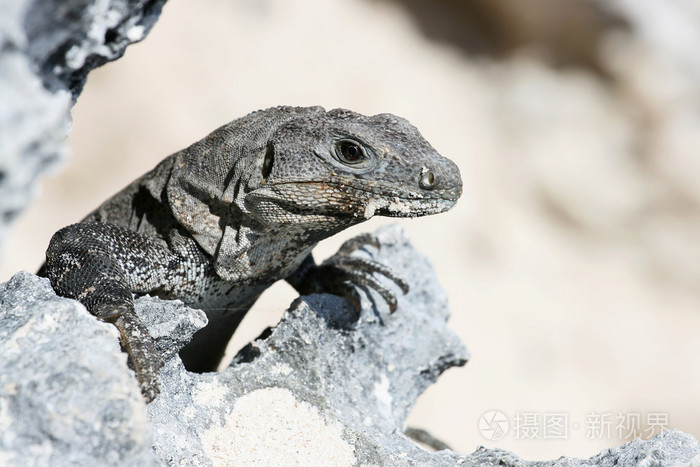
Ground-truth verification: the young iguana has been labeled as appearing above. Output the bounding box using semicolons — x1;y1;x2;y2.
41;106;462;401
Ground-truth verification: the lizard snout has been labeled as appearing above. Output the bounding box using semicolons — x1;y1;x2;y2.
415;159;463;203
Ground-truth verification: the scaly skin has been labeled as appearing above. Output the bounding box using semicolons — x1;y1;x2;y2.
41;106;462;401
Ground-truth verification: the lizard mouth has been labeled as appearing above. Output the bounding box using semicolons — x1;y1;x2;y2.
260;176;461;201
249;177;461;220
365;195;458;218
324;178;462;202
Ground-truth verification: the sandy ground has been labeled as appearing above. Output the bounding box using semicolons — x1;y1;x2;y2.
2;0;699;461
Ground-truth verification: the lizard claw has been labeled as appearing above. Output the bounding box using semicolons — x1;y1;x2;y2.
288;232;409;314
318;234;409;313
336;233;380;255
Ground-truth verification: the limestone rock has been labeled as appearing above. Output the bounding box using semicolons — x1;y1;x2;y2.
0;271;155;466
0;0;166;252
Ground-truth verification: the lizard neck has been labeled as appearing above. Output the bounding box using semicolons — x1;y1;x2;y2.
212;210;365;284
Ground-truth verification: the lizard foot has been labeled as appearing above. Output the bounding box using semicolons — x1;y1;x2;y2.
318;234;409;313
97;304;163;403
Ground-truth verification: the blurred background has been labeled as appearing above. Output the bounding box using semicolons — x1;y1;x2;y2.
2;0;700;461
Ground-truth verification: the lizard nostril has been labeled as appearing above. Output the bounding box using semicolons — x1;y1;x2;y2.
419;168;436;190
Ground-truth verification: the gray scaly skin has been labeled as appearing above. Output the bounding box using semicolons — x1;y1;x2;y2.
41;106;462;401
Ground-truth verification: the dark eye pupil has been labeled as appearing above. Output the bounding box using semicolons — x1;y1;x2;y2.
341;142;361;160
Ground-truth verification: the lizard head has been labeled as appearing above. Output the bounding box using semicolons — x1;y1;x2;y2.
166;106;462;278
245;107;463;224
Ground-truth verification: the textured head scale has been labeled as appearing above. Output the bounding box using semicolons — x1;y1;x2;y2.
165;106;326;256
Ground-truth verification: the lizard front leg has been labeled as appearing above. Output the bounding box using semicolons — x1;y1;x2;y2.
286;233;409;313
42;222;178;402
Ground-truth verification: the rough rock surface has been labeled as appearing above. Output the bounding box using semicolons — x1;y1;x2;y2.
467;431;700;467
0;0;165;252
0;272;154;465
1;225;699;465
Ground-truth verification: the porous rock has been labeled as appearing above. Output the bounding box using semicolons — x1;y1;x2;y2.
1;226;699;466
0;0;166;252
0;270;155;466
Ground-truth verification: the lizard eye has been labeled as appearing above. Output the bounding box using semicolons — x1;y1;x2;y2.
335;140;367;164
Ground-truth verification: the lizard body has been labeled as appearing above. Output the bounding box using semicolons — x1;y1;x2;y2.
41;106;462;400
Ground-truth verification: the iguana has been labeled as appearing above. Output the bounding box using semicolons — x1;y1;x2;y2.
41;106;462;401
